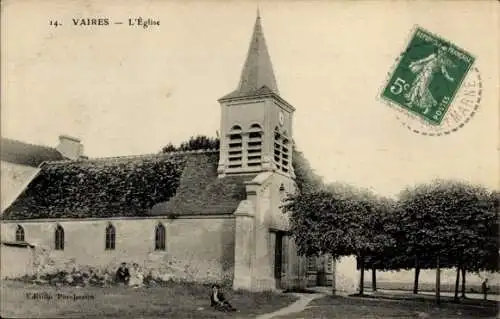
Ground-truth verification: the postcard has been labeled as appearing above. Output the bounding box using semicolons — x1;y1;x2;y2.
1;1;498;318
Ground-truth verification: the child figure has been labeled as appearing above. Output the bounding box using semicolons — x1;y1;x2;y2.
210;284;236;312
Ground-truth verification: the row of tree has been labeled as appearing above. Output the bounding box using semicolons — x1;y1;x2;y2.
159;136;498;301
283;178;499;301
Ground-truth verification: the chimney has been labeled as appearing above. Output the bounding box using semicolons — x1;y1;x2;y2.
56;135;84;160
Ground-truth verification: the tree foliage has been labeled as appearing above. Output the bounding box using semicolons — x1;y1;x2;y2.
292;145;324;193
283;184;395;258
397;180;498;272
161;135;220;153
284;177;499;297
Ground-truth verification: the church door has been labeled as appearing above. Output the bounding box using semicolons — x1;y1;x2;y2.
274;231;284;289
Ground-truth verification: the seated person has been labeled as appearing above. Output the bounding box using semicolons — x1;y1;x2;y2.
210;284;236;312
115;262;130;285
128;263;144;288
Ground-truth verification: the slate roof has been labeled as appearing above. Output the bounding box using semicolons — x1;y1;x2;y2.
219;14;279;101
2;150;254;220
1;138;64;167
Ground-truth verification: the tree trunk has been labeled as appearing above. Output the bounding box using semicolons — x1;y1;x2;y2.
461;268;467;298
436;255;441;304
372;267;377;292
413;256;420;294
358;255;365;295
454;265;461;300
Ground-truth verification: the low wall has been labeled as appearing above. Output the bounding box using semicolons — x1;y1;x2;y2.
1;242;35;279
336;256;500;294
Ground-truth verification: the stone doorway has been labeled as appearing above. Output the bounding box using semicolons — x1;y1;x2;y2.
273;231;285;289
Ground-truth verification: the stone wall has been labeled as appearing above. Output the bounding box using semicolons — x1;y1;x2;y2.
1;216;235;284
335;255;500;293
1;244;35;279
335;256;359;294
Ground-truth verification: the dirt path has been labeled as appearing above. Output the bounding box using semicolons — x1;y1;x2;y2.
255;293;326;319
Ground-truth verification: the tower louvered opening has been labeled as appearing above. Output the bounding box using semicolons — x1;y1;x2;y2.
247;124;263;168
228;125;243;168
274;127;289;173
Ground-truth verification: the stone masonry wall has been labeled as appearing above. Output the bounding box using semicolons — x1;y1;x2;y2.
1;216;235;284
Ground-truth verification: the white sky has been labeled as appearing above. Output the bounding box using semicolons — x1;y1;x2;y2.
1;0;499;197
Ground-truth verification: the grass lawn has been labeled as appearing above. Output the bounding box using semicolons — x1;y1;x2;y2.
276;295;499;319
1;280;298;318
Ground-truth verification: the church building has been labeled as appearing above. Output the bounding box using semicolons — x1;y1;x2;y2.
1;13;330;291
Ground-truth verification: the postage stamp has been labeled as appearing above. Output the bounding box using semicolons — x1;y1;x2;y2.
381;27;476;127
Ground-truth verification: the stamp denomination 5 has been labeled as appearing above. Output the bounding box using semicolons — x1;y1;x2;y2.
380;26;481;136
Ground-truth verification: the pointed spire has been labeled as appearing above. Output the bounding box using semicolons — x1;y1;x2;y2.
225;12;279;99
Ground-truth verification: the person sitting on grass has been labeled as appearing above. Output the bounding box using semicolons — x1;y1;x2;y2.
210;284;237;312
128;263;144;288
115;262;130;286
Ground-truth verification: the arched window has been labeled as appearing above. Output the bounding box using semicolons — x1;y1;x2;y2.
105;223;116;250
281;134;290;173
228;125;243;169
15;225;25;242
54;225;64;250
274;127;282;171
247;123;263;167
155;223;166;251
273;128;290;173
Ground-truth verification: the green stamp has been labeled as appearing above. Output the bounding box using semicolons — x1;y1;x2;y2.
381;27;475;125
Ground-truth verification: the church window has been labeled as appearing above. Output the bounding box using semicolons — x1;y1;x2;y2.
155;223;166;251
274;127;283;171
15;225;25;242
247;123;263;167
54;225;64;250
273;127;290;173
307;257;317;272
228;125;242;168
105;223;116;250
281;136;290;173
326;256;334;273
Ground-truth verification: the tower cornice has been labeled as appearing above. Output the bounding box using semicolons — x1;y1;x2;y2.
218;91;296;113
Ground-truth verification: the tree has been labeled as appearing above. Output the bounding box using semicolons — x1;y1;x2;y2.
397;180;499;302
161;135;220;153
283;184;395;295
458;189;500;298
363;197;400;291
292;145;323;193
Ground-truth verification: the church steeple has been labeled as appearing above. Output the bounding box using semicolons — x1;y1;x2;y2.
217;13;295;178
221;13;279;100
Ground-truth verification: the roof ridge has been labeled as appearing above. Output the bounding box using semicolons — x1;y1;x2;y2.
1;137;58;152
43;148;220;164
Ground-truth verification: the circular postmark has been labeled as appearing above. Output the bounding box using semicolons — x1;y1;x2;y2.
380;27;482;136
393;66;482;136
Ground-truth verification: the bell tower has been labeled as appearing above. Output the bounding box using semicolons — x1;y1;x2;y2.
218;12;295;178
